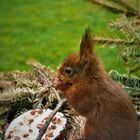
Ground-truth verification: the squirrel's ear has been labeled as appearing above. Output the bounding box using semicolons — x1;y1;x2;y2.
80;28;94;62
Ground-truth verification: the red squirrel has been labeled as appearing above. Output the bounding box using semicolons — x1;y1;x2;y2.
55;29;138;140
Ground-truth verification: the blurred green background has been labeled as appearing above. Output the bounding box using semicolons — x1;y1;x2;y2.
0;0;136;73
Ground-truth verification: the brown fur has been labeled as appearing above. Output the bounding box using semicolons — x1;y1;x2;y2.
55;29;138;140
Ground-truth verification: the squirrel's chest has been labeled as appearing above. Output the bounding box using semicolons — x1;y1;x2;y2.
65;86;95;116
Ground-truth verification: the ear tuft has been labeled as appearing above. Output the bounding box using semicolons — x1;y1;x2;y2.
80;28;94;60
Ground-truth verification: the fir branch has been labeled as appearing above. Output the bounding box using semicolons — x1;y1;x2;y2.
36;98;67;140
116;0;137;11
93;37;135;46
110;15;140;41
88;0;139;16
109;0;139;16
124;86;140;96
88;0;126;14
109;70;140;88
121;46;140;62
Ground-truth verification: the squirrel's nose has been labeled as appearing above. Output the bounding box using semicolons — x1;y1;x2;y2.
53;76;62;89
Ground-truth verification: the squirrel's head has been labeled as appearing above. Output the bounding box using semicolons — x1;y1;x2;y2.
55;29;100;91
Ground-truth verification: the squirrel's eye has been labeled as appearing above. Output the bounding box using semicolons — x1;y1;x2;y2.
64;67;73;76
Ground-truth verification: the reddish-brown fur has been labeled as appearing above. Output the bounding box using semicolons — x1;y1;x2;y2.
55;29;138;140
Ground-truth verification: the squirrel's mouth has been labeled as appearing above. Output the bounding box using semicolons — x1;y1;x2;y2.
53;77;73;91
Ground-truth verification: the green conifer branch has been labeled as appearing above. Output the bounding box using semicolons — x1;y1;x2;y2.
88;0;139;16
93;37;135;46
109;70;140;89
109;0;139;14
